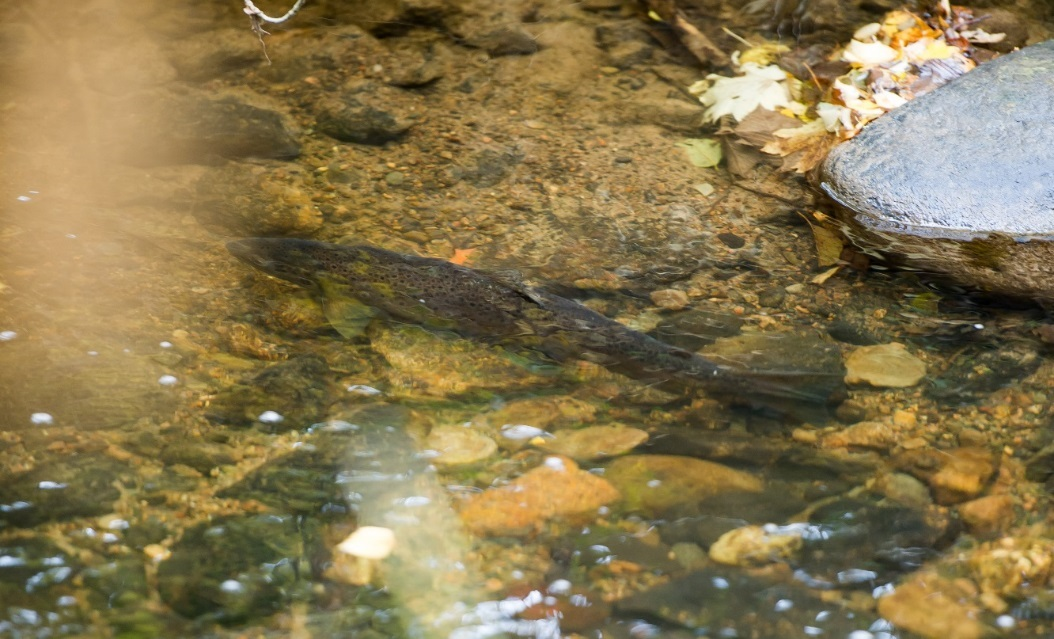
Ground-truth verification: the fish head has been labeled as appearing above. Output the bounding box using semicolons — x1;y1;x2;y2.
227;238;327;289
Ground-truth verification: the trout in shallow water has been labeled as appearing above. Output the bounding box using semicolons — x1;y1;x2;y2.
227;238;844;410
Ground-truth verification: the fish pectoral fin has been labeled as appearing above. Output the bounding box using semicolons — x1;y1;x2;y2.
320;293;380;339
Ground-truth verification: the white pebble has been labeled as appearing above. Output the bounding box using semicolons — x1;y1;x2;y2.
542;456;566;471
0;330;16;341
158;375;178;386
548;579;572;595
309;420;358;433
159;341;173;349
398;496;432;507
258;410;284;424
346;384;382;396
30;412;53;425
853;22;882;41
219;579;246;594
995;615;1016;629
500;424;551;440
838;568;878;584
774;599;794;612
847;632;874;639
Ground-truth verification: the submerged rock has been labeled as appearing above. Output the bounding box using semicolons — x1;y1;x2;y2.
111;90;300;165
616;569;872;636
877;570;987;639
314;84;416;145
700;330;847;417
968;537;1054;599
0;455;124;527
158;514;313;622
820;40;1054;303
539;424;648;461
458;456;619;536
205;355;335;431
708;524;802;566
424;424;497;468
604;454;763;519
194;162;321;235
844;342;926;388
894;446;996;506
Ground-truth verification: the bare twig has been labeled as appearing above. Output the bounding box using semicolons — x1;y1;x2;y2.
243;0;308;62
643;0;730;68
243;0;307;25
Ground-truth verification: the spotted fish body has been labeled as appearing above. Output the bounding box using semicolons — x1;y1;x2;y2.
228;238;840;407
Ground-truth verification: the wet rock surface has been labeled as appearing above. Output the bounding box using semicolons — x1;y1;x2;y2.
877;571;987;639
193;162;322;235
424;424;498;468
158;514;316;622
458;456;620;536
616;569;871;636
821;39;1054;302
538;424;648;460
314;85;417;145
845;342;927;388
0;455;126;528
701;330;847;415
205;354;336;431
111;90;301;165
604;454;763;518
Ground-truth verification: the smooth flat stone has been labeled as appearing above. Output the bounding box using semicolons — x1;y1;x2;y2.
820;40;1054;302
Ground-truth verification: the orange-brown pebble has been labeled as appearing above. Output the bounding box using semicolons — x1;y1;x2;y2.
958;495;1015;537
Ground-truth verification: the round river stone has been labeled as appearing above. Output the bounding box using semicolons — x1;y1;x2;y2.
820;40;1054;303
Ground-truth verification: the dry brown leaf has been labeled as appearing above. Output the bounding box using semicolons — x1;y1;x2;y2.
761;120;827;155
806;217;845;267
811;265;842;285
761;120;839;173
721;138;763;177
734;109;801;147
779;134;839;173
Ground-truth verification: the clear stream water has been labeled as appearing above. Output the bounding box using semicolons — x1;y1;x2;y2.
1;1;1053;638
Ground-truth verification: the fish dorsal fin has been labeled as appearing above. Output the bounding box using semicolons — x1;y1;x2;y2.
318;279;380;339
483;269;552;306
482;268;529;290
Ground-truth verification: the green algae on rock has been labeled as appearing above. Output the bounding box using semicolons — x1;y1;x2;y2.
820;40;1054;303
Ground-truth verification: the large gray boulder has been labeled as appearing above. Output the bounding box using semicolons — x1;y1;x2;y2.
820;40;1054;303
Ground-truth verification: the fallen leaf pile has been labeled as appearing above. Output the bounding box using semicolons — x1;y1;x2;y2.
681;3;1008;175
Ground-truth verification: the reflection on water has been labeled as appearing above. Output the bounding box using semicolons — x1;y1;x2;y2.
2;0;1054;638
